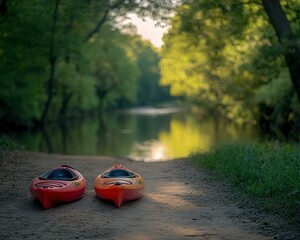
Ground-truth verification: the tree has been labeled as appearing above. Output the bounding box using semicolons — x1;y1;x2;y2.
40;0;179;123
40;0;60;125
89;29;140;110
161;1;259;121
261;0;300;102
0;0;50;128
160;0;300;127
0;0;179;129
131;39;171;106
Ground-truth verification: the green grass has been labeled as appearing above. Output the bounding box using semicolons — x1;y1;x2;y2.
0;134;21;150
191;142;300;221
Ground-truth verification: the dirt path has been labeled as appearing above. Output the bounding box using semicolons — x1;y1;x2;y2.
0;151;299;240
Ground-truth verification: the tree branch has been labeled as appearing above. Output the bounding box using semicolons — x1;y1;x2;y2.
83;8;109;43
83;1;124;43
40;0;60;124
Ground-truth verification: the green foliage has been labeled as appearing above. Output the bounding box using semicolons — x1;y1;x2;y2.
160;0;300;127
0;0;50;126
4;0;300;131
192;142;300;220
0;134;21;150
0;1;172;128
255;71;293;109
130;39;171;105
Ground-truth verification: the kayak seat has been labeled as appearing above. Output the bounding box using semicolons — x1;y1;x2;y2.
102;169;136;178
40;168;78;181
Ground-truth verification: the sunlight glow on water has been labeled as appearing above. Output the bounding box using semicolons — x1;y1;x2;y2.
17;108;259;162
128;114;218;161
129;140;166;161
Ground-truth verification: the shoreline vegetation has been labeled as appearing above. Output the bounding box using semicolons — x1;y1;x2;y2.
192;142;300;222
0;134;21;151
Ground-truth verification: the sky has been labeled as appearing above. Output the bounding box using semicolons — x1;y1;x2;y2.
128;14;169;48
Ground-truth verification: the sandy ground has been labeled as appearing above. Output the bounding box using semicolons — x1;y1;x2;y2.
0;151;299;240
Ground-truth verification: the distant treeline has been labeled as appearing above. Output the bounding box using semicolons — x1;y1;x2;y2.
0;1;174;129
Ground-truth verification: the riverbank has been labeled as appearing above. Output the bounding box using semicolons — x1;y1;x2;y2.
192;142;300;222
0;150;299;239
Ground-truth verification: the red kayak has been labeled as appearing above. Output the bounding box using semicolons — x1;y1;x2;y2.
30;165;86;209
94;164;145;208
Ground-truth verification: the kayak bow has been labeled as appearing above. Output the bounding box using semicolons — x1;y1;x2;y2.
94;164;145;207
30;165;86;209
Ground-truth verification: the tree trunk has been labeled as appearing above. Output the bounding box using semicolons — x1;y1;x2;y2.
40;0;60;125
59;86;73;118
96;82;119;110
262;0;300;102
0;0;8;16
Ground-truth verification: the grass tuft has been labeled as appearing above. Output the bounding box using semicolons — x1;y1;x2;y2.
191;142;300;221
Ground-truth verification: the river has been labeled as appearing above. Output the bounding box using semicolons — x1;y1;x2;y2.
17;107;260;162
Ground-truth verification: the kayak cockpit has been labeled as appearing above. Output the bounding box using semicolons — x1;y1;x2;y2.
102;169;136;178
39;168;78;181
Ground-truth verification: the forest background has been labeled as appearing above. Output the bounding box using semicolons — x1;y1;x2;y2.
1;0;300;139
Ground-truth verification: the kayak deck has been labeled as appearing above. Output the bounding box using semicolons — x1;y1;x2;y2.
94;164;145;207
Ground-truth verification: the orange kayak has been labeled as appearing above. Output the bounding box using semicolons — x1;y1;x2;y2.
94;164;145;207
30;165;86;209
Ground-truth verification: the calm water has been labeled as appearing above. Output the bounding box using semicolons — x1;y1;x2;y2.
17;108;260;162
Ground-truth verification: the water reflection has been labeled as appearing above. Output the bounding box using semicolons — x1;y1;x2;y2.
18;108;259;161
